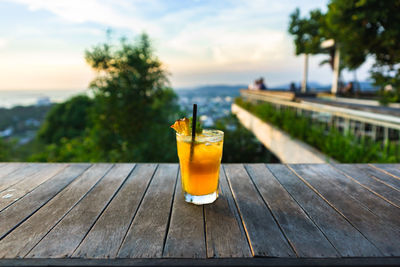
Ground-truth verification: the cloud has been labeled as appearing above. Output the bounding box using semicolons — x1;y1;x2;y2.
8;0;160;34
159;1;296;76
0;38;9;48
3;0;334;88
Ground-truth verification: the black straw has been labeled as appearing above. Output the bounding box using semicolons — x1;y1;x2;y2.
192;104;197;139
190;104;197;161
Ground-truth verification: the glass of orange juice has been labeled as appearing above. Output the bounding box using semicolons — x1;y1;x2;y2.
176;129;224;205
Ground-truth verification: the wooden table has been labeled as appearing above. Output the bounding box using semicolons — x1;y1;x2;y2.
0;163;399;266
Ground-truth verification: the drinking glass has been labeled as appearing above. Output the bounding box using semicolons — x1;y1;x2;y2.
176;129;224;205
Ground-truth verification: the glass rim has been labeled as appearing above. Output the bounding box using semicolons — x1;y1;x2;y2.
176;129;224;142
175;129;224;137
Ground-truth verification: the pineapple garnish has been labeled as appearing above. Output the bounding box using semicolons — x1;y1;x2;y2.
170;117;190;136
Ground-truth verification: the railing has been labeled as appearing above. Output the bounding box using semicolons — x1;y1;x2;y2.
231;103;335;163
240;89;400;143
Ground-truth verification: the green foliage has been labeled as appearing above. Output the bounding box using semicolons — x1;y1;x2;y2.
288;8;338;71
189;117;203;134
0;105;53;162
29;136;99;162
37;95;93;144
235;98;400;163
214;115;278;163
33;33;180;163
84;33;180;162
290;0;400;69
0;138;9;161
289;0;400;101
328;0;400;97
371;65;400;104
326;0;400;68
288;8;327;56
0;105;52;135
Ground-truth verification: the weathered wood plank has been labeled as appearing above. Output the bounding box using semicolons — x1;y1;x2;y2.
224;164;295;257
268;164;381;257
0;164;90;240
0;164;65;211
290;164;400;256
2;257;400;267
205;166;252;258
0;163;40;193
0;163;8;168
117;164;177;259
0;163;27;183
0;163;25;173
367;164;400;191
334;164;400;208
246;164;338;258
313;165;400;228
73;164;157;259
372;164;400;183
162;171;206;259
0;164;112;258
27;164;134;258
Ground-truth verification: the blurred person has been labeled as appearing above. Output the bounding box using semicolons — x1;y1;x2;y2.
289;82;297;92
342;81;354;95
257;78;267;90
248;80;257;90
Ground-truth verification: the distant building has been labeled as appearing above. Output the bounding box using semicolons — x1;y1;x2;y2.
36;97;51;106
0;127;13;137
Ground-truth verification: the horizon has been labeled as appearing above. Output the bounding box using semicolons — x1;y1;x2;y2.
0;0;373;90
0;79;377;93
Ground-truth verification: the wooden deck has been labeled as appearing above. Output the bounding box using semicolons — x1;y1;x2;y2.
0;163;399;266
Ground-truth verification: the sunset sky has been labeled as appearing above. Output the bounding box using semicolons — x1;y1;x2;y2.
0;0;372;90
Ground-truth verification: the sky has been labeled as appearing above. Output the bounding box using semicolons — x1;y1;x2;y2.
0;0;372;90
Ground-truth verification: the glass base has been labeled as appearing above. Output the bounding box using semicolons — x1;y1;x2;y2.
184;191;218;205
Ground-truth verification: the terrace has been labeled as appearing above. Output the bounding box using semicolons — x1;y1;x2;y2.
0;162;399;266
233;89;400;163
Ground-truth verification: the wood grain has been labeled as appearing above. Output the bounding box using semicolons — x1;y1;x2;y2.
365;164;400;191
315;165;400;229
0;163;8;169
224;164;295;257
0;163;27;187
205;166;252;258
162;172;206;259
73;164;157;259
0;164;112;258
0;164;89;240
0;163;40;193
1;163;400;263
290;164;400;256
1;257;400;266
372;164;400;183
0;164;65;211
334;164;400;208
0;163;26;175
268;164;381;257
27;164;133;258
246;164;338;258
117;164;178;259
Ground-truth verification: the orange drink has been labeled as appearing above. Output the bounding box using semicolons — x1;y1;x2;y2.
176;129;224;204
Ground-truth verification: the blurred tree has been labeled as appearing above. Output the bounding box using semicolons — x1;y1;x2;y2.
288;8;326;56
325;0;400;102
32;33;180;162
85;33;180;162
289;0;400;101
37;95;93;144
288;8;335;91
326;0;400;69
0;138;9;161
